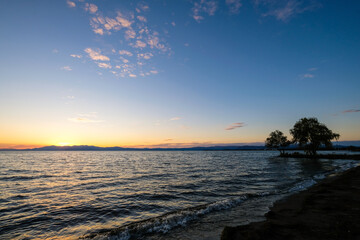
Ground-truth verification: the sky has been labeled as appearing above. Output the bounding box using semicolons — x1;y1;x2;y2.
0;0;359;149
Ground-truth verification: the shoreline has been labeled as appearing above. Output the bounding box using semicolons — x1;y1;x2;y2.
279;153;360;160
221;165;360;240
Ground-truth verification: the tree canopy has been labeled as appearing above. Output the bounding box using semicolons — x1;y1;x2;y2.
265;130;291;155
290;117;340;155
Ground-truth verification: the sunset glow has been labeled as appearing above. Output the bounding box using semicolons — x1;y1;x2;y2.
0;0;359;149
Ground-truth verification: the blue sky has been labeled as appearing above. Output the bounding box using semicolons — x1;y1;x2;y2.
0;0;359;148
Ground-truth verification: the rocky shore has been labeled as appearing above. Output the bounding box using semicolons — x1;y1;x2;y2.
221;165;360;240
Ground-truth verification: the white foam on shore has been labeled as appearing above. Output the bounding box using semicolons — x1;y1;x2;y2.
86;195;253;240
288;179;317;193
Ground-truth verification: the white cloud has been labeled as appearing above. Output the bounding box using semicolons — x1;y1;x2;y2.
84;48;110;61
171;22;176;27
138;53;153;60
66;0;76;8
150;70;158;74
66;95;75;99
61;66;72;71
76;2;170;79
192;0;218;22
115;12;133;28
225;122;245;130
193;15;204;22
129;74;137;78
85;3;98;14
93;28;104;35
137;16;147;22
97;62;112;69
133;40;147;48
90;12;133;34
125;29;136;39
119;50;133;56
70;54;82;58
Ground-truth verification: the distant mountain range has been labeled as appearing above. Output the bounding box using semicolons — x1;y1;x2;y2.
1;141;359;151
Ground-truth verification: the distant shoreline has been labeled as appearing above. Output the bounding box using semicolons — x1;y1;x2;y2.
0;149;358;152
1;144;359;152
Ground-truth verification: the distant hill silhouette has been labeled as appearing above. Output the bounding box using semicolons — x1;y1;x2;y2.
0;141;359;151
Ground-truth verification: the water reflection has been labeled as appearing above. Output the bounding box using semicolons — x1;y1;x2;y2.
0;151;356;239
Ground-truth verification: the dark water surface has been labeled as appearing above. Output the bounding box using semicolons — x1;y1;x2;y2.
0;151;357;239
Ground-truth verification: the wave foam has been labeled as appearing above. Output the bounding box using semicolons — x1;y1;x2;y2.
82;195;251;239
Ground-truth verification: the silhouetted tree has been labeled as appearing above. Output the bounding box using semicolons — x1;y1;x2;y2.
290;117;340;155
265;130;291;155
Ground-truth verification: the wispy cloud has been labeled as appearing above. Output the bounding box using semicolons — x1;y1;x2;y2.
263;0;300;21
301;73;314;78
68;112;103;123
52;49;59;54
343;109;360;113
120;57;129;63
226;0;242;14
308;67;318;71
66;0;76;8
78;112;98;118
192;0;218;22
170;117;182;121
68;117;103;123
66;95;75;99
84;48;110;61
225;122;245;130
257;0;320;22
137;3;150;12
61;66;72;71
70;54;82;58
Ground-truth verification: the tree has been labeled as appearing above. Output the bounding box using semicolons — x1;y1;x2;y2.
290;117;340;155
265;130;291;155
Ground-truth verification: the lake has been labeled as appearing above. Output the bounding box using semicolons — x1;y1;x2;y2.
0;151;357;239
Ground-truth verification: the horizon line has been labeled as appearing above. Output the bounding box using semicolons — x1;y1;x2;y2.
1;140;360;150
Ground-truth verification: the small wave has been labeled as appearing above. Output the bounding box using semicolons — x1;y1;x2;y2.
0;175;53;181
81;194;251;240
288;179;317;192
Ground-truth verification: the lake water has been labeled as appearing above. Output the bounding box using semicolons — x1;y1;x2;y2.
0;151;357;239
